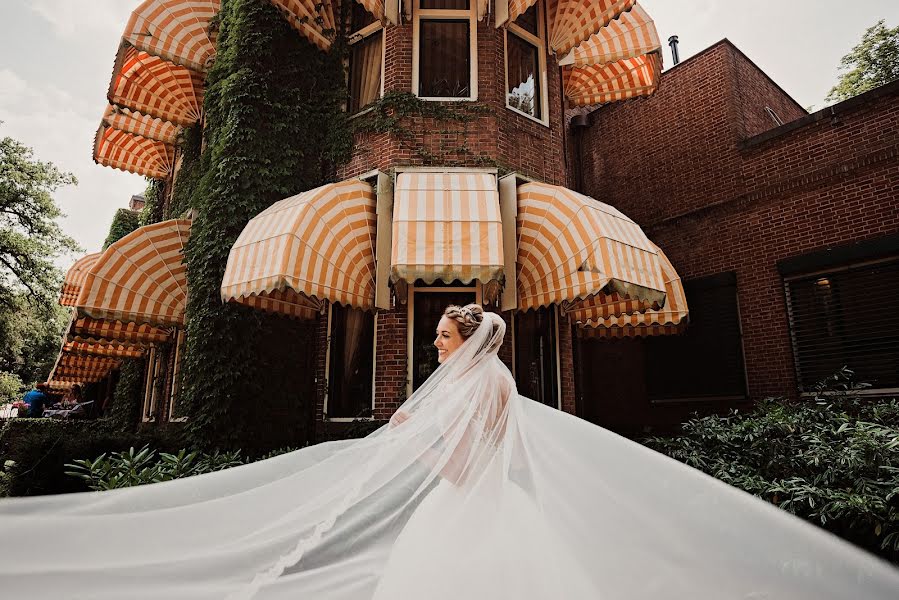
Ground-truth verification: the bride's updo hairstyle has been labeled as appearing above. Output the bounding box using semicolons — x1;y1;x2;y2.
443;304;504;353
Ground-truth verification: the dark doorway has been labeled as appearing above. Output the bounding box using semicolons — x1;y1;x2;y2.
514;307;559;407
411;287;477;391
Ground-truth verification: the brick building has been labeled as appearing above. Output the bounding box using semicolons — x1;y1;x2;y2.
576;40;899;434
53;1;897;444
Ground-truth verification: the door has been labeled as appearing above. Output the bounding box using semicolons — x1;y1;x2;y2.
410;287;477;391
514;306;559;408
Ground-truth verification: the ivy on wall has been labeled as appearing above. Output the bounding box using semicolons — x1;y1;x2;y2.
138;180;166;226
178;0;351;450
165;125;203;220
102;208;141;249
106;358;145;432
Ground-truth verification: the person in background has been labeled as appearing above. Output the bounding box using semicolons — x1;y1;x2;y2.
60;384;83;409
22;383;51;418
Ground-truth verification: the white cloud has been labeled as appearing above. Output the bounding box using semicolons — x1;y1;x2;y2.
28;0;133;39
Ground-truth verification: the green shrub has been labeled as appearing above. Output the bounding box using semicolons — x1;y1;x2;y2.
645;368;899;563
102;208;141;249
0;419;184;496
0;371;23;404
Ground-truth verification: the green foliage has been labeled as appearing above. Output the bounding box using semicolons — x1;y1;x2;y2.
179;0;350;450
105;358;145;431
827;20;899;103
165;125;203;220
0;132;79;309
138;179;166;226
645;369;899;563
103;208;141;249
0;294;68;385
65;445;243;490
0;418;184;496
0;371;22;404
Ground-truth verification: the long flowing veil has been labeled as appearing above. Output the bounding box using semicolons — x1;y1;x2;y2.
1;312;897;599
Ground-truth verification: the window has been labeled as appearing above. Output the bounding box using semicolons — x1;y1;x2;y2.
784;257;899;392
327;304;376;419
348;3;383;114
514;306;559;408
413;0;478;100
645;273;748;402
505;2;546;122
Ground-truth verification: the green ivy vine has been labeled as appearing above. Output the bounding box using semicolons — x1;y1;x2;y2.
178;0;351;450
102;208;141;249
165;125;203;220
106;358;145;432
138;179;166;226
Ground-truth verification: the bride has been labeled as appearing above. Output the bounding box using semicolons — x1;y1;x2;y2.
1;304;897;599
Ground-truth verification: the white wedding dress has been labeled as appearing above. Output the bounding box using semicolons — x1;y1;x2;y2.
1;312;898;599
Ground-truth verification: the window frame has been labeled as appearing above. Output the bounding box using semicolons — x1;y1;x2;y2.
347;18;386;116
412;0;479;102
784;255;899;396
504;1;549;125
323;303;378;422
510;304;562;410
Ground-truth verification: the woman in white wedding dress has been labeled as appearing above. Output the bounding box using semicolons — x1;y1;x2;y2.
1;304;898;599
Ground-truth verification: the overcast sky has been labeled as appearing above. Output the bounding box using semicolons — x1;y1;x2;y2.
1;1;898;271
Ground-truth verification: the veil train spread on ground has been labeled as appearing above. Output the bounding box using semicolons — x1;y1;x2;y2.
2;313;898;599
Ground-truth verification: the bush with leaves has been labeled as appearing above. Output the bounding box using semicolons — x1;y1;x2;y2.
645;368;899;563
0;371;23;404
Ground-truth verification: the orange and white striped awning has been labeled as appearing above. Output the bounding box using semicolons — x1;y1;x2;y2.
94;124;175;179
567;243;688;336
392;171;504;287
102;105;179;145
564;52;661;106
51;354;121;383
77;220;189;328
559;3;659;66
516;182;666;310
62;340;145;360
123;0;220;72
222;179;377;317
70;317;171;347
108;45;204;127
60;253;102;307
271;0;393;50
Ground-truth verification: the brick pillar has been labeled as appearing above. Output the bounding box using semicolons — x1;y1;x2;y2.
373;304;409;421
558;312;576;415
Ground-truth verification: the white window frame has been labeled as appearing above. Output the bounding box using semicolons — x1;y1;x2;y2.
167;329;188;422
347;18;387;116
406;284;482;398
323;303;378;422
412;0;479;101
504;0;549;125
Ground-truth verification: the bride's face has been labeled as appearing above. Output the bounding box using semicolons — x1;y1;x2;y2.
434;316;464;363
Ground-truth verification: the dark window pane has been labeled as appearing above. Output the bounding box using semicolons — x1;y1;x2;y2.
507;32;541;118
412;290;477;390
515;307;558;407
786;258;899;390
351;2;377;32
420;0;469;9
349;31;382;113
328;305;375;418
645;274;747;400
419;20;470;98
514;3;539;36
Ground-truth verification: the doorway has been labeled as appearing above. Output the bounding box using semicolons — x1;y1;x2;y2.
514;306;560;408
408;284;478;393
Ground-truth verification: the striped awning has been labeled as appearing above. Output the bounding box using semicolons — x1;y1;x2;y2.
516;182;666;310
60;253;102;307
46;381;75;392
271;0;393;50
62;340;145;360
221;179;377;317
559;4;659;66
50;354;121;384
70;317;171;347
391;171;504;287
108;44;204;127
499;1;661;107
123;0;220;72
567;243;689;336
102;105;179;145
564;52;661;106
77;220;190;328
94;123;175;179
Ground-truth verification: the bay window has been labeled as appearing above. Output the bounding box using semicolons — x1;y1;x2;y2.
413;0;478;100
348;3;384;114
505;2;546;122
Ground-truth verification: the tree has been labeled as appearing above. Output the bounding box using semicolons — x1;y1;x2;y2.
0;132;80;309
827;20;899;103
0;292;69;385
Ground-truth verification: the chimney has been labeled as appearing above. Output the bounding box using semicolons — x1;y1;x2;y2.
668;35;680;66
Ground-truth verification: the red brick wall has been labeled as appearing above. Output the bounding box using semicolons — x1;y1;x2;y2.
373;304;409;421
730;45;806;139
339;13;565;184
577;40;899;429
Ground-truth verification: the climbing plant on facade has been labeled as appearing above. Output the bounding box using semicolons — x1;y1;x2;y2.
178;0;352;450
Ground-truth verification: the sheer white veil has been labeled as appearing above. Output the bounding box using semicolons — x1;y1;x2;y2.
1;311;898;599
